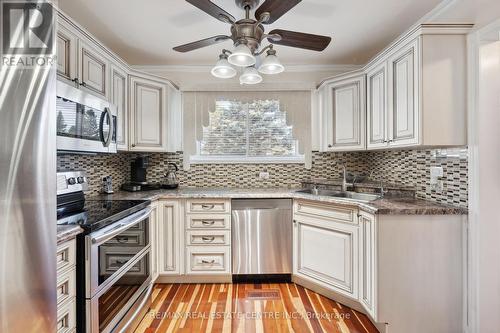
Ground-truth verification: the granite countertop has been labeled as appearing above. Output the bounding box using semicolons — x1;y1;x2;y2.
57;224;83;245
96;187;467;215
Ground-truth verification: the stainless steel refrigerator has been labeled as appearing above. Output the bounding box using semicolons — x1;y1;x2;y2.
0;11;57;333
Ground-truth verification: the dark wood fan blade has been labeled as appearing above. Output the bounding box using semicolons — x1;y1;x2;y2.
255;0;301;24
186;0;235;23
173;35;231;53
267;29;331;51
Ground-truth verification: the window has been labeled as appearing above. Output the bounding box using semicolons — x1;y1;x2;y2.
191;99;304;163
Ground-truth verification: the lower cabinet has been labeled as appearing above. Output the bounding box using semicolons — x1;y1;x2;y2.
293;210;359;300
154;198;232;281
56;239;77;333
359;211;377;320
157;200;183;275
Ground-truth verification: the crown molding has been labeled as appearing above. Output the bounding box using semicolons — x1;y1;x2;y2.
131;64;361;74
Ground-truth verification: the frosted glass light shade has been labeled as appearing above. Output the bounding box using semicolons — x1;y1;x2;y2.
239;66;262;85
228;43;256;67
211;57;236;78
258;54;284;74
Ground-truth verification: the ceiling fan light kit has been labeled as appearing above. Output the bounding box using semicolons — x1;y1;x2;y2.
228;43;256;67
176;0;332;85
239;66;263;85
211;53;237;78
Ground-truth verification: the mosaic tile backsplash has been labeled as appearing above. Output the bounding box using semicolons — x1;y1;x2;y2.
57;148;468;208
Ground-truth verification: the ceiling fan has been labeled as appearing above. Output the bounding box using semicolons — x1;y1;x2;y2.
173;0;332;84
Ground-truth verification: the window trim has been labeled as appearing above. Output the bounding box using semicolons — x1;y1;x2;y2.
189;154;305;165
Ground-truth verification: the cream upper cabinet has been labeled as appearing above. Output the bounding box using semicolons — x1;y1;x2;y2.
56;21;77;83
111;65;128;150
129;74;169;152
78;41;109;98
321;72;366;151
320;24;470;152
366;62;388;148
387;39;419;146
359;211;377;320
293;201;359;300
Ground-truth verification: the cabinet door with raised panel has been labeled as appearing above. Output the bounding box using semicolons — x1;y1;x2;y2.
110;65;128;150
129;75;168;152
387;39;420;146
293;216;359;299
56;22;78;83
359;211;377;320
149;202;159;281
158;200;182;275
324;75;365;151
78;41;109;98
367;62;389;149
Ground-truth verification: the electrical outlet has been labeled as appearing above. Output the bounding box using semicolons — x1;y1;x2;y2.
430;166;443;185
259;171;270;179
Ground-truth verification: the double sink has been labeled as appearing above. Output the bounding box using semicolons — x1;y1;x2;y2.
296;189;381;202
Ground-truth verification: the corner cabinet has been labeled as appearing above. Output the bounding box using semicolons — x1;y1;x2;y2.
318;24;471;152
319;72;366;151
129;74;170;152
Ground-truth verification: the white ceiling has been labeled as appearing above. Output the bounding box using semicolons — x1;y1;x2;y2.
58;0;445;66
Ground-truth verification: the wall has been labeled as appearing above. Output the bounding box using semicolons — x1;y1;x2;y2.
57;148;468;208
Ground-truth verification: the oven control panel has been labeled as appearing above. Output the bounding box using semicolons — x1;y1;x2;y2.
57;171;89;195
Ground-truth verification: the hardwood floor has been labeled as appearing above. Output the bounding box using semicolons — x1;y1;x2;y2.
134;283;379;333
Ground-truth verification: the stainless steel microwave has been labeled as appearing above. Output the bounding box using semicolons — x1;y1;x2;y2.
56;81;117;154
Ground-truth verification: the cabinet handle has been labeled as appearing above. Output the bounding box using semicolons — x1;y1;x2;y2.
201;259;215;264
131;144;136;147
80;81;87;87
201;220;215;226
328;144;333;148
115;236;129;243
115;259;128;265
201;236;215;242
201;204;215;210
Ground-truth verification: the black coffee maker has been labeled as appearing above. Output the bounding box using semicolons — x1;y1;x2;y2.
130;155;149;185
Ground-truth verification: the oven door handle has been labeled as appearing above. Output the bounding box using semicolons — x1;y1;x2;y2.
91;207;151;245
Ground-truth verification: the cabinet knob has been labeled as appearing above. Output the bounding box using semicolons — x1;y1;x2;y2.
328;144;333;148
71;78;79;83
131;144;136;147
80;81;87;87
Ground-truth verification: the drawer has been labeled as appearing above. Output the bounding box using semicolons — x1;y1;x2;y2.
186;214;230;229
186;199;230;214
107;230;145;246
186;246;230;274
294;200;358;225
56;240;76;274
57;268;76;306
57;297;76;333
187;230;231;246
99;247;147;276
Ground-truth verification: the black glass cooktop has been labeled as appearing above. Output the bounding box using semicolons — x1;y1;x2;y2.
57;198;151;233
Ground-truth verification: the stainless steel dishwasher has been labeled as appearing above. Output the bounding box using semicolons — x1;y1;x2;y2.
231;199;292;279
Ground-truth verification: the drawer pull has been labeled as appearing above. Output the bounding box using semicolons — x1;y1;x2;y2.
201;220;215;225
201;236;215;242
115;236;129;243
201;204;215;210
115;259;128;265
201;259;216;264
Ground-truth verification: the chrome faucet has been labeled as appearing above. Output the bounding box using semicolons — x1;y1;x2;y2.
311;185;319;195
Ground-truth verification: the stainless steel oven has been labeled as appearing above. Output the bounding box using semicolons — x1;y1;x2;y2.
56;80;117;154
79;207;152;333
